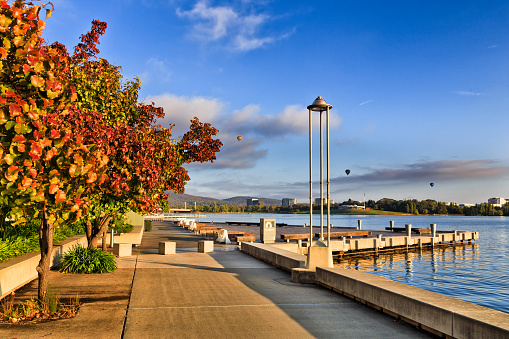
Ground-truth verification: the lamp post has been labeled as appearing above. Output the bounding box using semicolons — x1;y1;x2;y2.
307;96;332;247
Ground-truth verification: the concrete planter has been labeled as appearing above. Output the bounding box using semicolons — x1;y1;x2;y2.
0;235;87;300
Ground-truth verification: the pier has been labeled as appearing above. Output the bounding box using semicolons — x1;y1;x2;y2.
178;219;480;257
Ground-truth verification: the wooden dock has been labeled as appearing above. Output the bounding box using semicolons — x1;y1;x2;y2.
318;231;479;257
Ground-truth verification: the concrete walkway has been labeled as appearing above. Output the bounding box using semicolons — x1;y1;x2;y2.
121;222;431;338
0;221;432;338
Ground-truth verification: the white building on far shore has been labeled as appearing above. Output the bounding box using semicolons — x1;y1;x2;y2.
488;197;508;207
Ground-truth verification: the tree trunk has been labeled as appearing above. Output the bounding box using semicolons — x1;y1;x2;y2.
86;214;112;250
36;206;53;302
101;230;107;251
85;219;93;244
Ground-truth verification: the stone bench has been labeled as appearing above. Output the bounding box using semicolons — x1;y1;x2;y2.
198;240;214;253
281;233;312;242
196;227;224;235
114;243;132;257
159;241;176;255
234;235;256;243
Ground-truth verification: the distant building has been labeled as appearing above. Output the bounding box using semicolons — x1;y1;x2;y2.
247;198;261;207
282;198;297;207
314;198;335;205
338;205;365;210
488;197;507;208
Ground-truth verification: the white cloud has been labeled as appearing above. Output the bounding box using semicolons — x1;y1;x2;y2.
176;0;238;40
188;133;267;169
224;104;342;137
233;34;275;51
454;90;484;96
331;160;509;185
359;100;373;106
138;57;172;85
146;93;342;170
145;93;224;135
176;0;290;51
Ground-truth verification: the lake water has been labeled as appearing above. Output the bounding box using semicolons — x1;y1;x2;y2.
199;213;509;314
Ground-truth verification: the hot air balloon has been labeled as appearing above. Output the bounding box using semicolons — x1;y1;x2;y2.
345;169;350;176
430;183;434;187
237;136;242;141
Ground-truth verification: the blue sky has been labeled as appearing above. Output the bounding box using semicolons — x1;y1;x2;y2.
41;0;509;204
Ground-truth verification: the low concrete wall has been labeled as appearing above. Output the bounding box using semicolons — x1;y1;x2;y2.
316;267;509;338
126;211;144;227
98;225;144;246
0;235;87;300
241;242;306;271
0;212;145;301
98;211;145;246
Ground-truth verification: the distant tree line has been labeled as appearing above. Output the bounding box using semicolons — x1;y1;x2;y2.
170;198;509;216
364;198;509;216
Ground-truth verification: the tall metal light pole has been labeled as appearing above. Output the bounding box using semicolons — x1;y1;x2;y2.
307;96;332;247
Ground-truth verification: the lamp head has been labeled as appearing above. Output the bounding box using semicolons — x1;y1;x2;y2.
307;96;332;111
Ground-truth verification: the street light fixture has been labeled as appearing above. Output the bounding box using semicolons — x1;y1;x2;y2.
307;96;332;247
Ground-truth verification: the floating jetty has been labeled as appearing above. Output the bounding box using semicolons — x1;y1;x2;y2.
171;218;479;257
325;230;479;257
145;213;206;221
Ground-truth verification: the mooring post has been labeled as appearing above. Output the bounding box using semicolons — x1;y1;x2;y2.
430;223;436;237
406;224;412;238
357;219;362;230
390;220;394;230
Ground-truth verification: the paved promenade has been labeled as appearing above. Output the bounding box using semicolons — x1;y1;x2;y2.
0;221;431;338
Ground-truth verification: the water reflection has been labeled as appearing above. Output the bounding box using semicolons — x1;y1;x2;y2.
336;244;478;271
334;243;509;313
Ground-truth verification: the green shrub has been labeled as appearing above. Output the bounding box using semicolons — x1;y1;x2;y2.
0;220;86;263
144;220;152;232
59;245;117;274
109;217;133;234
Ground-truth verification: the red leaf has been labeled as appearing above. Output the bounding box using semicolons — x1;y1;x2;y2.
49;129;60;139
9;103;21;117
49;183;58;194
12;134;26;143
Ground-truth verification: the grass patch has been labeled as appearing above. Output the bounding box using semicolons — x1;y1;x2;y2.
331;209;409;215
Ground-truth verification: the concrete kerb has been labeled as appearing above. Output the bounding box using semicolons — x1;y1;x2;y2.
315;267;509;338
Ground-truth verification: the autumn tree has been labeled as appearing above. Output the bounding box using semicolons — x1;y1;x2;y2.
65;20;222;249
0;0;108;300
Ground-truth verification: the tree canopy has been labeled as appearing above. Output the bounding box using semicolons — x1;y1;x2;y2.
0;0;222;299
